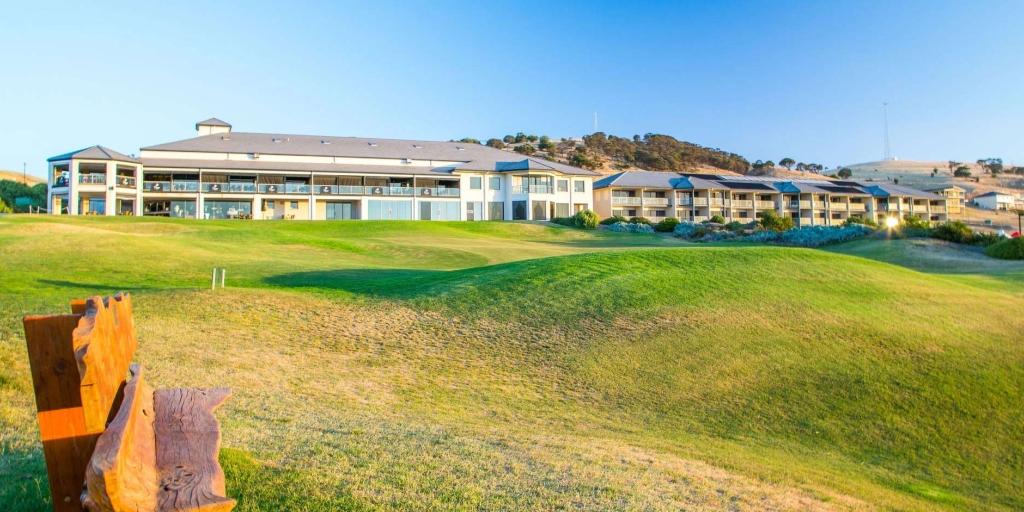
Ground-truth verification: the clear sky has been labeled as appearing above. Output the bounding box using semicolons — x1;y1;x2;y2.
2;0;1022;175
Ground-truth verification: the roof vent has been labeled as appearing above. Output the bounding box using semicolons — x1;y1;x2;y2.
272;137;284;143
321;140;331;144
402;158;413;164
221;135;231;141
456;147;465;151
412;144;423;149
368;142;378;147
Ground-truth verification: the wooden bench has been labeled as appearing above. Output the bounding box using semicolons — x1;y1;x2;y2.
23;293;235;512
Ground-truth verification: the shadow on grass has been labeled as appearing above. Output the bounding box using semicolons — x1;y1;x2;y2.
221;448;367;511
263;268;454;299
35;279;192;293
0;443;49;512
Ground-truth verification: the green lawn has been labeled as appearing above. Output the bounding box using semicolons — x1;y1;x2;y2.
1;216;1021;511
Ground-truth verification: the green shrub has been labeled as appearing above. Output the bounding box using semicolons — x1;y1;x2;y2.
551;217;575;227
724;221;744;232
607;221;655;233
971;232;1002;247
844;216;878;228
572;209;600;230
600;215;627;225
931;221;975;245
709;215;726;224
984;236;1024;260
902;214;931;230
654;217;680;232
0;198;11;214
629;216;651;225
758;210;795;232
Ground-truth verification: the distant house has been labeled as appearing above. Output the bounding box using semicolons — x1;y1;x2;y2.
972;191;1021;211
922;185;966;216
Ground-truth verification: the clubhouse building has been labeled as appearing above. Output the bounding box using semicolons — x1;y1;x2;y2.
46;118;950;225
594;170;950;225
46;119;597;221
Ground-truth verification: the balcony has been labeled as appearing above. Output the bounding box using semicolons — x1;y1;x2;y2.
710;198;725;206
787;201;800;209
315;185;365;195
418;187;460;197
931;205;946;213
731;200;753;208
612;196;642;206
115;176;137;188
143;181;200;192
204;183;257;193
756;201;775;209
799;200;812;209
849;203;866;212
513;185;553;194
643;197;669;207
79;174;106;185
676;197;692;206
693;197;709;206
256;183;311;194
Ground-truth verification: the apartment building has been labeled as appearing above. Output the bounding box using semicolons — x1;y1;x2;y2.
593;171;949;225
46;119;597;221
922;185;966;216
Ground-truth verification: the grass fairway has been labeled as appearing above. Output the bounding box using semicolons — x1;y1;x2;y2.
1;216;1022;511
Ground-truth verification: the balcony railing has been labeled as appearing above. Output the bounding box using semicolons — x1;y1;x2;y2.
731;200;753;208
204;183;257;193
643;197;669;206
849;203;866;211
693;197;709;206
756;201;775;209
612;196;642;206
513;185;553;194
710;198;725;206
115;176;137;188
144;181;201;192
931;205;946;213
676;197;692;206
79;174;106;184
799;200;812;209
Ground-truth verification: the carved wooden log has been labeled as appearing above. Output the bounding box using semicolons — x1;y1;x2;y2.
155;388;235;512
82;364;159;512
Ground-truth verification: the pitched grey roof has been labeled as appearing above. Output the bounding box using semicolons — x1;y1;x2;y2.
47;145;139;163
142;132;597;176
195;117;232;128
140;158;458;177
594;170;943;198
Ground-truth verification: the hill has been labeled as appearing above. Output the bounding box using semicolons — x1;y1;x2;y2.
844;159;1023;195
1;217;1022;511
0;170;44;186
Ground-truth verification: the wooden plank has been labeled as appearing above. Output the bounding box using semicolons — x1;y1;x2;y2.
154;388;235;512
73;294;137;432
83;364;160;512
23;313;96;512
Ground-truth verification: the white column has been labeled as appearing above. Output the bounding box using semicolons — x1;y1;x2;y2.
196;193;204;219
104;161;116;216
309;195;316;220
134;165;143;216
68;161;80;215
252;194;262;220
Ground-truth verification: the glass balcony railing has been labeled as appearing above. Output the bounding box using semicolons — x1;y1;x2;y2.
79;174;106;184
115;176;137;188
203;183;257;193
512;185;552;194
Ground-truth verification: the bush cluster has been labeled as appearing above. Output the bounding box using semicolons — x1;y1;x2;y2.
674;221;872;247
552;209;600;230
654;217;680;232
607;221;655;233
600;215;628;225
985;236;1024;260
757;210;794;232
929;221;1001;247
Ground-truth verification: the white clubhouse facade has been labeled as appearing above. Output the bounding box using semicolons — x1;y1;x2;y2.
46;119;597;221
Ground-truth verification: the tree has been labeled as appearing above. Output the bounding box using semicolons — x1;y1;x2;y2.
947;161;961;174
455;137;480;144
931;168;938;177
514;132;527;143
0;198;11;213
514;144;536;155
779;157;796;170
526;134;539;143
954;165;971;177
502;135;515;144
538;135;555;152
837;167;853;179
758;210;795;232
486;138;505;149
749;160;777;176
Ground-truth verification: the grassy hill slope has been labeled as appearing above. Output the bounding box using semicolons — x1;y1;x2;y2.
0;170;44;185
0;217;1021;511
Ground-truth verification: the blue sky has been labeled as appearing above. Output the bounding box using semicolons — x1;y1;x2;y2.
2;0;1022;175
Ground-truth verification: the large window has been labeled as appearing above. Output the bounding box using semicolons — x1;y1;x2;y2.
204;200;252;219
554;203;570;218
557;180;569;192
368;200;412;220
466;201;482;221
532;201;547;221
470;177;482;190
574;180;586;192
145;200;195;218
325;201;356;220
513;200;527;220
488;201;504;220
419;200;460;220
488;176;501;190
80;198;105;215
